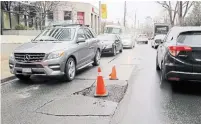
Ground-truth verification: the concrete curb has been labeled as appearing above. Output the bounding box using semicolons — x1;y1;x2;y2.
1;76;16;83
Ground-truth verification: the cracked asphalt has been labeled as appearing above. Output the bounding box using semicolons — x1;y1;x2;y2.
2;44;201;124
1;47;135;124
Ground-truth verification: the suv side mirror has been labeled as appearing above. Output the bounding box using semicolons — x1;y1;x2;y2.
77;37;85;43
115;40;119;43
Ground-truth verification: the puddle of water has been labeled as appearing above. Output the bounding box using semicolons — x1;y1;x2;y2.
15;85;40;99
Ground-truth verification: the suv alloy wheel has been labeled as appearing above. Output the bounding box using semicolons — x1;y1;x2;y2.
65;57;76;81
92;50;101;66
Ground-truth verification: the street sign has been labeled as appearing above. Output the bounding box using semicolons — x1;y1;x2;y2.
101;4;107;19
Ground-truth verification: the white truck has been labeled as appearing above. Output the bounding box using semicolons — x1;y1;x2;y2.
153;23;169;36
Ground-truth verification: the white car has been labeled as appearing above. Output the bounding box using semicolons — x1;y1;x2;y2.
121;34;135;49
151;34;166;49
136;34;148;44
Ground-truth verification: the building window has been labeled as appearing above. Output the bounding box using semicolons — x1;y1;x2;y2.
64;11;72;20
3;11;11;29
47;11;53;21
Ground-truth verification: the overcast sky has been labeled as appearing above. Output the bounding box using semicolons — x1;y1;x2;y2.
67;0;164;25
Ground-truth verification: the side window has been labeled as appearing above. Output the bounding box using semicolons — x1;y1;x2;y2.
77;28;86;39
90;29;97;37
117;35;121;41
84;28;94;39
115;35;119;41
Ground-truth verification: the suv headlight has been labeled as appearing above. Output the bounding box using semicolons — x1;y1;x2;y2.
47;50;64;60
10;53;14;59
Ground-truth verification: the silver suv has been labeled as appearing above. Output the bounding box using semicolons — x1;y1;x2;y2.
9;24;102;81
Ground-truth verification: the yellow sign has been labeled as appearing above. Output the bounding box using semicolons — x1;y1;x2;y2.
101;4;107;19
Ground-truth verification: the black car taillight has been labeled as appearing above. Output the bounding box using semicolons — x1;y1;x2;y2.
168;46;192;57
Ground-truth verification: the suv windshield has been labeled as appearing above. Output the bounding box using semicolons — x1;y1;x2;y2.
104;27;121;34
34;28;75;41
177;32;201;45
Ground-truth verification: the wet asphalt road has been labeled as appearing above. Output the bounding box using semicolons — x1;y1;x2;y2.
1;47;134;124
112;44;201;124
2;44;201;124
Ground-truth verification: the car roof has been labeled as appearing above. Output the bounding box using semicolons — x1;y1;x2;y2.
167;26;201;42
105;25;122;28
98;34;117;37
171;26;201;33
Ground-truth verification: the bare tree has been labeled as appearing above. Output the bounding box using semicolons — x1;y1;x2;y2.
157;1;194;26
157;1;178;26
184;2;201;26
32;1;60;29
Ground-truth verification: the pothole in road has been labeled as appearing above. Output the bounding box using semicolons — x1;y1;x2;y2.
73;84;128;103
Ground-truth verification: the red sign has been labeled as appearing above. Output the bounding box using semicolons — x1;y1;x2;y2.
77;12;84;24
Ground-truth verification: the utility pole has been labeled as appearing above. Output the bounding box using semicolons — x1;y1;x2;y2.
99;1;101;34
134;11;136;29
178;1;183;26
123;1;126;27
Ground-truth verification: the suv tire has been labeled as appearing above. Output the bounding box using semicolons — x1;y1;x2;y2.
65;57;76;81
119;46;123;53
92;49;100;66
15;75;30;81
156;54;160;70
112;47;117;56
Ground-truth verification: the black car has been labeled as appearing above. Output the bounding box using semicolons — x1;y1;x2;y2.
156;27;201;84
98;34;123;56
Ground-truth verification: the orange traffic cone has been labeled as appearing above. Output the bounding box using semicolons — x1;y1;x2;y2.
109;65;118;80
94;67;108;97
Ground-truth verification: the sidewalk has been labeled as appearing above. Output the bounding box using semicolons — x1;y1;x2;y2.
1;35;35;43
1;35;34;82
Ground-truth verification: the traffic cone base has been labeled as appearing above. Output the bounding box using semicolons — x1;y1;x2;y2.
94;91;108;97
109;77;118;80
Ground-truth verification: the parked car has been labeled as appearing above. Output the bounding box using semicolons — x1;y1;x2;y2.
151;34;166;49
9;24;102;81
104;25;123;35
156;27;201;84
97;34;123;56
136;34;148;44
121;34;135;49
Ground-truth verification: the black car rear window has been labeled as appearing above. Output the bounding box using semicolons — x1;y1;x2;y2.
177;31;201;45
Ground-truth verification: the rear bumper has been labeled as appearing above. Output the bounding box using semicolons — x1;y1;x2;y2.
123;44;132;48
102;47;113;54
166;71;201;81
137;41;148;44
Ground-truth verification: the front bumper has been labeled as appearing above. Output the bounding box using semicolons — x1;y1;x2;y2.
9;58;66;76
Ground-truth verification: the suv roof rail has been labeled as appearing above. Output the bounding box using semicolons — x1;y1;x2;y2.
52;24;89;27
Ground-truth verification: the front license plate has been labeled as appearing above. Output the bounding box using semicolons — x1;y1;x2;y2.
22;68;32;73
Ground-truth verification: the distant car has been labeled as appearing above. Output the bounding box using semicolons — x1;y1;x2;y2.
156;26;201;84
121;34;135;49
9;24;102;81
97;34;123;56
136;34;148;44
151;34;166;49
104;25;123;35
